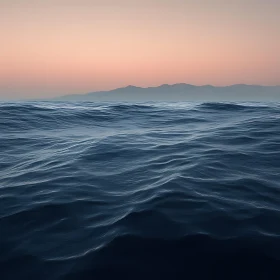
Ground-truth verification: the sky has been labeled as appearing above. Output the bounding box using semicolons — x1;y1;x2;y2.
1;0;280;99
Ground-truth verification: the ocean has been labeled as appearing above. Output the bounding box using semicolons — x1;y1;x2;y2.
1;101;280;279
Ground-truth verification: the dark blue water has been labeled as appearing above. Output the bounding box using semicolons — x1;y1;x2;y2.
1;101;280;279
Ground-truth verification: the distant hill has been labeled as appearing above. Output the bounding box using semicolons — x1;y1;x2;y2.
56;84;280;102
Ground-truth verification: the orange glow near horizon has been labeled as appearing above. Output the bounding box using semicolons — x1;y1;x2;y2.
1;0;279;99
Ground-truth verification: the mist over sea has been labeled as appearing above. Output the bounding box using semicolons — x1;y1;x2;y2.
1;101;280;279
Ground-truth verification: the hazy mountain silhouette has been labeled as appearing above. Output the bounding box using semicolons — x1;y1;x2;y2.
56;84;280;101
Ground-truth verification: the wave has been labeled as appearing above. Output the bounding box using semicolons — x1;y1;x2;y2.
198;102;276;111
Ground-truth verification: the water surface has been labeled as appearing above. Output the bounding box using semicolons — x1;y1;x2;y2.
1;101;280;279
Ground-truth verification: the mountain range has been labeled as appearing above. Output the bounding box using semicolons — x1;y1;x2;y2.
56;84;280;102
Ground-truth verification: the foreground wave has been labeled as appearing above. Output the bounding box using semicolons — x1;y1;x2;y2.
1;101;280;279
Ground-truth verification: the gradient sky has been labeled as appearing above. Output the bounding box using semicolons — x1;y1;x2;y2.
1;0;280;99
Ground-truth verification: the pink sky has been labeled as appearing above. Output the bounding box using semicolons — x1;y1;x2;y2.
1;0;279;99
